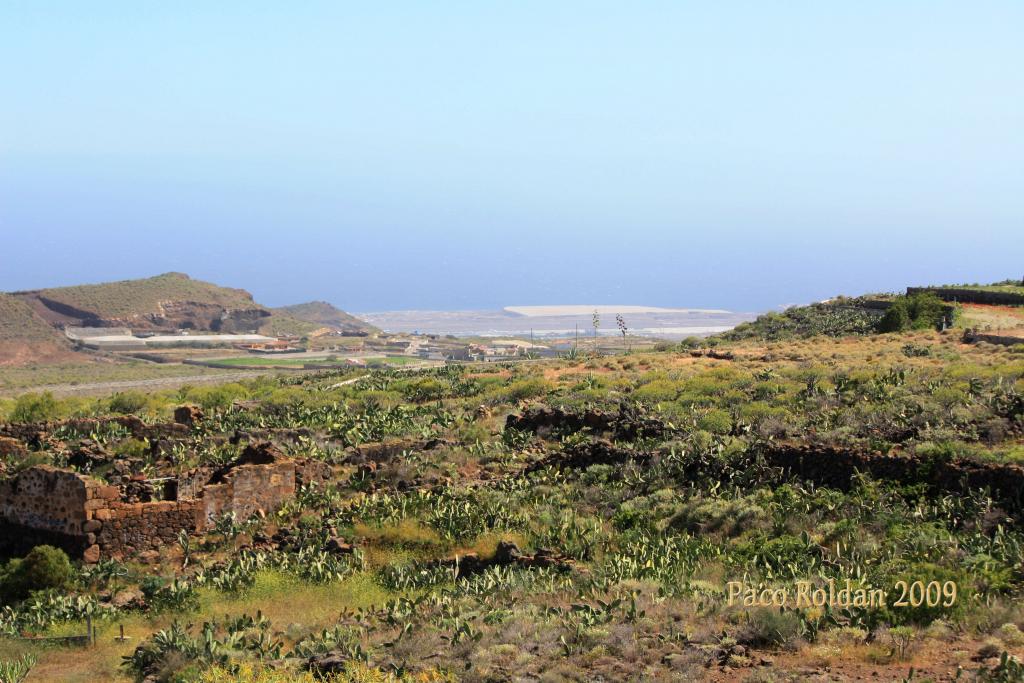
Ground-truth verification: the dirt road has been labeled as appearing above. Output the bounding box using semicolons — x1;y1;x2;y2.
0;370;276;398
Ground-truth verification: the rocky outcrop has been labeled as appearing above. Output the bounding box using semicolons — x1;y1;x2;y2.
0;416;189;447
33;295;271;333
689;349;736;360
306;652;350;675
228;427;318;447
341;437;451;465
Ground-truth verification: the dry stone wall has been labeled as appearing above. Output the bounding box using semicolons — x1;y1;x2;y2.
907;286;1024;307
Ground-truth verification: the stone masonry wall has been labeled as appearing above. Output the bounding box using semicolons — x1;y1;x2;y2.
0;466;200;562
0;466;113;536
199;460;295;530
93;501;199;559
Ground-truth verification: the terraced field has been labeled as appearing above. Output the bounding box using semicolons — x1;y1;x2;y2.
0;329;1023;681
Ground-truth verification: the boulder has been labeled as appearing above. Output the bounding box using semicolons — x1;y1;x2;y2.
325;537;354;555
137;550;161;565
111;587;146;609
493;540;523;564
83;544;101;564
306;651;349;675
173;405;204;426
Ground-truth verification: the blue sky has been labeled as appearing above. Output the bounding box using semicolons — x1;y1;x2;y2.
1;2;1021;312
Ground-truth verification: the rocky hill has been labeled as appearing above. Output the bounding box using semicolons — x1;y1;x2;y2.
12;273;269;333
274;301;379;336
0;273;374;366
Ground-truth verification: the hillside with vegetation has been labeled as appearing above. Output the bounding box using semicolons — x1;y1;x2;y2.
719;291;958;343
274;301;379;336
0;294;64;346
1;305;1023;680
0;275;373;376
25;272;259;320
0;294;75;365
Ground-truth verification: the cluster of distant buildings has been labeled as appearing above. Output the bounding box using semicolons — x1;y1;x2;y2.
339;335;559;363
65;327;285;351
66;326;566;366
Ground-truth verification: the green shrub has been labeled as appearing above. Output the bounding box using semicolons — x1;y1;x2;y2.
908;293;948;330
633;379;682;403
395;377;447;402
878;301;912;333
0;546;73;604
186;383;250;411
697;408;733;435
878;294;947;333
113;438;150;458
505;378;551;401
669;496;768;538
108;391;148;414
9;392;58;423
720;301;883;341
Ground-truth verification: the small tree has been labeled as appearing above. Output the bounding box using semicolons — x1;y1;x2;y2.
907;293;946;330
878;300;912;332
877;293;946;333
592;310;600;339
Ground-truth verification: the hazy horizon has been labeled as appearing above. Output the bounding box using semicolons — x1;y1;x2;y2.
2;2;1021;312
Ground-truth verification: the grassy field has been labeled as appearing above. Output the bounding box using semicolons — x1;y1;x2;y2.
961;303;1024;331
1;327;1024;681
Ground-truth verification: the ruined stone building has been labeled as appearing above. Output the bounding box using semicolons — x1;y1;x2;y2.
0;444;328;562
